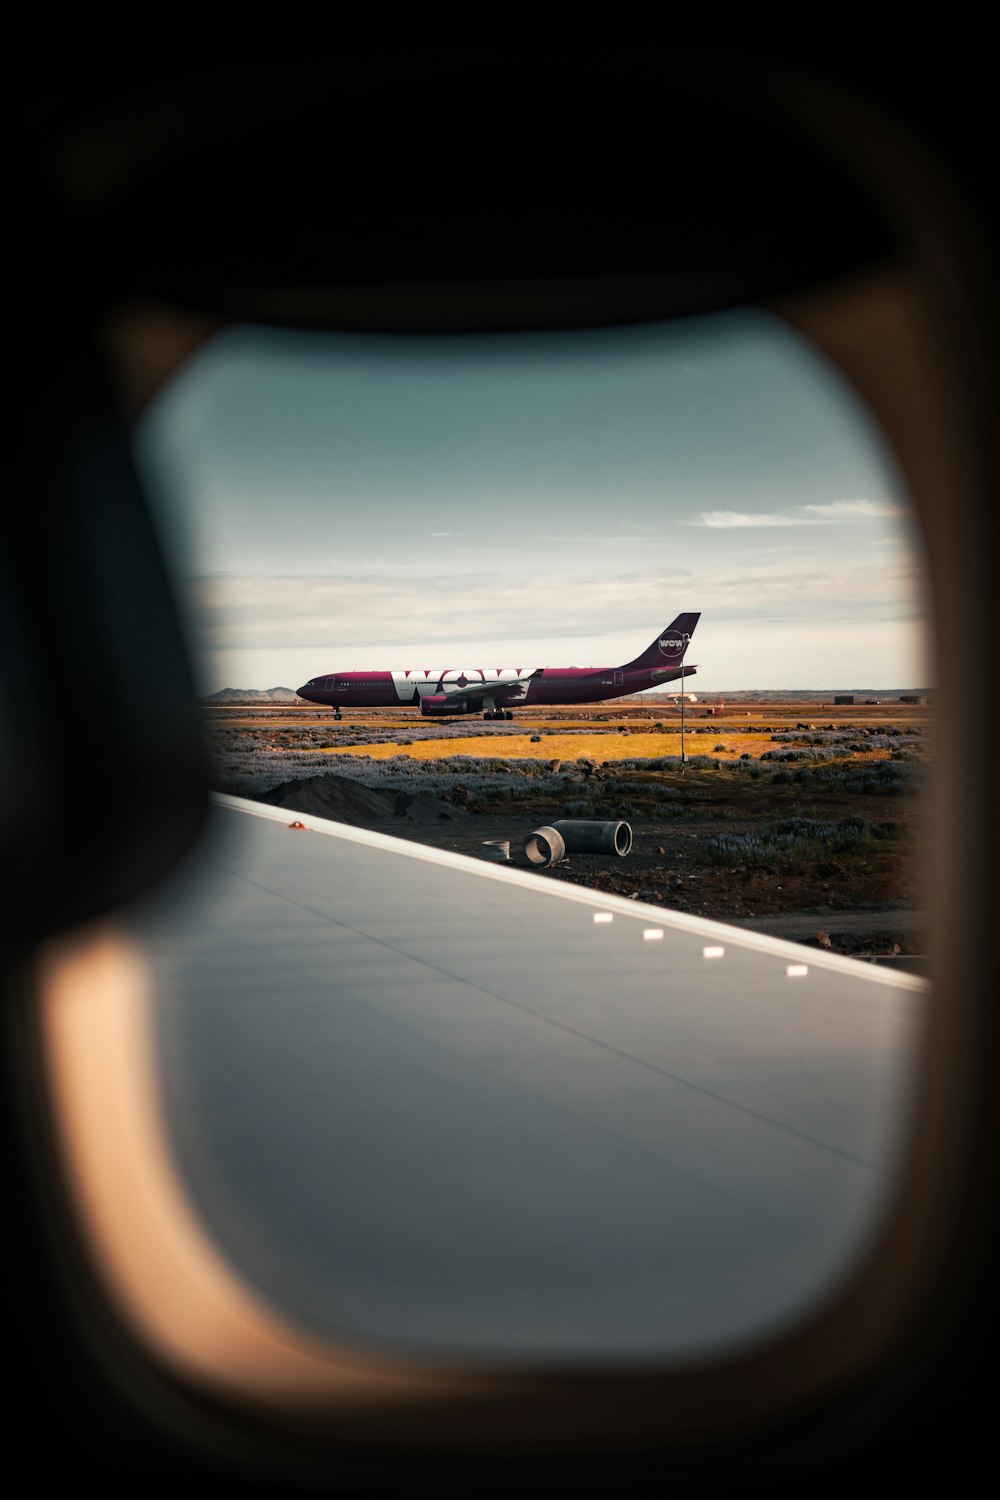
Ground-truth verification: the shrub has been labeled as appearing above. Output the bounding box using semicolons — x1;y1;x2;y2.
699;815;880;868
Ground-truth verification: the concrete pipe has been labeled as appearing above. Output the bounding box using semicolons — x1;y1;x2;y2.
549;819;633;856
523;827;567;868
480;839;511;862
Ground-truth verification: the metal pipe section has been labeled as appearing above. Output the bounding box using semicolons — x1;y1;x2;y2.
479;840;511;862
549;820;633;856
523;827;567;868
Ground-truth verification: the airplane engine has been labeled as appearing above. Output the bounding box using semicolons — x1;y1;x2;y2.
419;694;476;716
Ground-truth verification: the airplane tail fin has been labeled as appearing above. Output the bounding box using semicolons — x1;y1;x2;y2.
624;613;700;669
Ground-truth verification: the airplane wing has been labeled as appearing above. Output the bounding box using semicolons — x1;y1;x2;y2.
439;668;543;702
128;793;925;1364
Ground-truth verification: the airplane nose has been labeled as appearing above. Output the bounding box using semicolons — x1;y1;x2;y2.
297;682;318;702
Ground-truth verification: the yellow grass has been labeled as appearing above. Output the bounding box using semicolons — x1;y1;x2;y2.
318;733;888;763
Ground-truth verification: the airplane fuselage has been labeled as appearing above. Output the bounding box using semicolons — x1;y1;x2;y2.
298;616;701;716
296;662;696;714
301;669;695;708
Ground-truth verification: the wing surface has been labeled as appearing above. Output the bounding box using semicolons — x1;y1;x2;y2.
440;668;543;701
130;795;925;1365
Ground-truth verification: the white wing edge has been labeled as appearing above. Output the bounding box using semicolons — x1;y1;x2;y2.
209;793;927;992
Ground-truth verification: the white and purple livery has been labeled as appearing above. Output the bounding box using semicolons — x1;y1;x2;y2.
297;614;699;719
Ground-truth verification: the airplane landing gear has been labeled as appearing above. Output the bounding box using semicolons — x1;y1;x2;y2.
333;710;342;721
483;709;514;721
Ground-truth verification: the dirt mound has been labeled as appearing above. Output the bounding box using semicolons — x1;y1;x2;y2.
259;775;471;826
260;775;396;824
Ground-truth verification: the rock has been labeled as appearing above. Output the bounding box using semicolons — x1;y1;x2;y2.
815;931;833;949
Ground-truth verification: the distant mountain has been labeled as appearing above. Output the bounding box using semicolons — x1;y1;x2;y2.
202;686;302;704
625;688;932;703
702;689;932;701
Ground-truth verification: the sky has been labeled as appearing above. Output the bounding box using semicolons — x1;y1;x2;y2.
135;311;930;695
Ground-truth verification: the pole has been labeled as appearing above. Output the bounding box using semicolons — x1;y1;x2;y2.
679;632;689;771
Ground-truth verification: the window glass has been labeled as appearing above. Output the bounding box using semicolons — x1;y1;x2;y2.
127;314;930;1363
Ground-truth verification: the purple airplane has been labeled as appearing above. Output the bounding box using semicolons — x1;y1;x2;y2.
297;614;700;720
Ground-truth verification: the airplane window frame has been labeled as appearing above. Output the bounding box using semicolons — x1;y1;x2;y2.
7;39;998;1494
23;267;965;1458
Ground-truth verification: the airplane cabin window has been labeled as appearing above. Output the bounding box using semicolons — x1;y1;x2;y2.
55;310;931;1373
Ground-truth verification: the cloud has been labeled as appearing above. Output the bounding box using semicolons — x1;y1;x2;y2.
694;511;809;529
182;573;688;650
694;498;905;529
179;555;926;654
540;535;666;544
802;498;904;520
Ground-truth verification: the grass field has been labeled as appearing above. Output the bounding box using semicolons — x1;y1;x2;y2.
317;732;895;764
